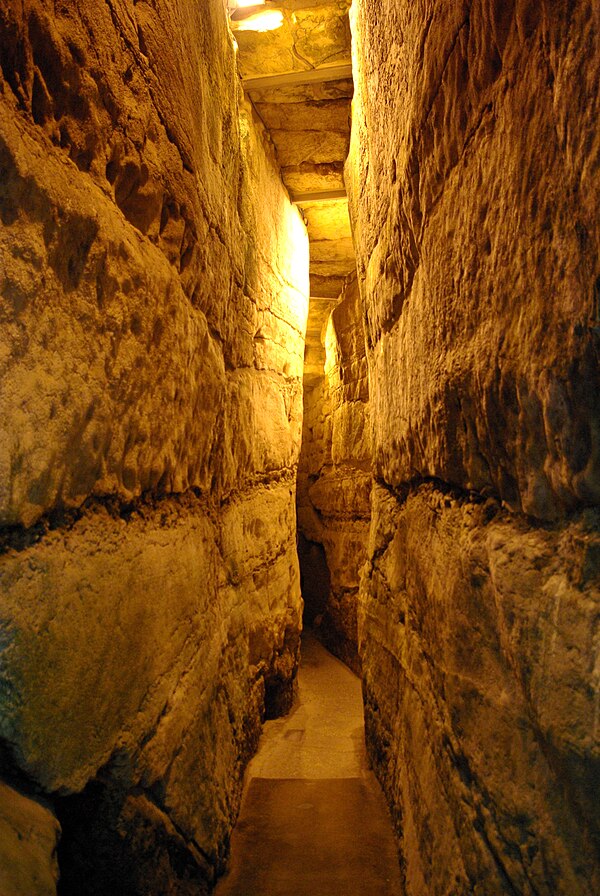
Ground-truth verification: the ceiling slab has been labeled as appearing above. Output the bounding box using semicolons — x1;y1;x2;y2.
243;63;352;90
231;0;356;381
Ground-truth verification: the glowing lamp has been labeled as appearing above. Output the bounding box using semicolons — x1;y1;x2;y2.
227;1;284;32
234;10;283;31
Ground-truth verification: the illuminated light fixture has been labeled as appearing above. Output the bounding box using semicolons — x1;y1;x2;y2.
227;1;284;32
234;10;283;31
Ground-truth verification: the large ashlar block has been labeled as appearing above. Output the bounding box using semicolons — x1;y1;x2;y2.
360;483;600;896
234;1;352;80
347;0;600;522
0;0;308;890
0;485;302;868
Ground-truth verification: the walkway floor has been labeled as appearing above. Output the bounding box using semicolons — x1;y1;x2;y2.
214;630;403;896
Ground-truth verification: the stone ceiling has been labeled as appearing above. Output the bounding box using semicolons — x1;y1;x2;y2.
230;0;356;386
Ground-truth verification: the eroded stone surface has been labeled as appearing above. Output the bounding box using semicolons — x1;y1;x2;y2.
0;782;60;896
297;277;371;670
0;0;308;891
361;483;600;896
348;1;600;893
234;2;352;80
348;0;600;521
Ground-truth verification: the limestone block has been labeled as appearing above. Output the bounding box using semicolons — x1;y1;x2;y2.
310;272;346;298
248;81;353;108
291;5;352;67
271;130;349;169
281;163;345;195
360;481;600;896
220;371;303;492
0;1;308;890
255;99;350;135
310;235;355;264
0;486;301;873
309;468;371;521
0;1;309;528
347;0;600;520
0;110;226;526
0;782;60;896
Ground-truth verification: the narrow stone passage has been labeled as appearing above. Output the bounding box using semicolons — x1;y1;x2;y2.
215;630;402;896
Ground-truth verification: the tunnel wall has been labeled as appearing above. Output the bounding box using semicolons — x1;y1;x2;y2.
296;275;371;671
347;1;600;894
0;0;308;891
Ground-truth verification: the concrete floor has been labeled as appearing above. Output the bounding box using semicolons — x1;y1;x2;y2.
214;630;403;896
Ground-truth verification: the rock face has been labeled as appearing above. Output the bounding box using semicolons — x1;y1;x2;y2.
0;0;308;891
297;276;371;671
0;781;60;896
348;1;600;894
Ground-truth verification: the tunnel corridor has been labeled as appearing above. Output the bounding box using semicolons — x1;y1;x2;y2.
1;1;599;895
214;630;402;896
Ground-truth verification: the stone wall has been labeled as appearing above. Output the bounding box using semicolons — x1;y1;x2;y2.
0;0;308;892
347;1;600;894
297;276;371;671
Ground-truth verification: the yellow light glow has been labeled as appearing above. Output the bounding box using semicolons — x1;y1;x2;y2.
234;9;284;32
234;0;265;7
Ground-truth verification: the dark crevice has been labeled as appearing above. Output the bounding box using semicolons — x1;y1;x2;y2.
297;533;331;626
54;754;215;896
373;473;600;532
0;740;54;809
0;487;206;556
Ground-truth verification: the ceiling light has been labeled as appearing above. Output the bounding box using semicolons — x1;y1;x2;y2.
227;1;284;32
233;10;284;31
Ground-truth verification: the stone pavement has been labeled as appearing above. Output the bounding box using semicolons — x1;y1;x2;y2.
214;630;403;896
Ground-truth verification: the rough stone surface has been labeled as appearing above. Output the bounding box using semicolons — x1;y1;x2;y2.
0;781;60;896
234;2;352;81
297;276;371;671
0;0;308;891
348;1;600;893
362;483;600;896
299;197;356;299
236;2;353;204
251;81;353;190
348;0;600;522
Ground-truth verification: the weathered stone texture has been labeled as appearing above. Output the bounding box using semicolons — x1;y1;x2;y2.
236;0;353;215
300;198;356;302
0;0;308;890
297;277;371;670
0;782;60;896
234;2;352;81
348;0;600;521
348;1;600;893
362;484;600;896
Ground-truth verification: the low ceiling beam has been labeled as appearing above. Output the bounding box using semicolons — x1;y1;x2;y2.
292;189;347;203
243;63;353;91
